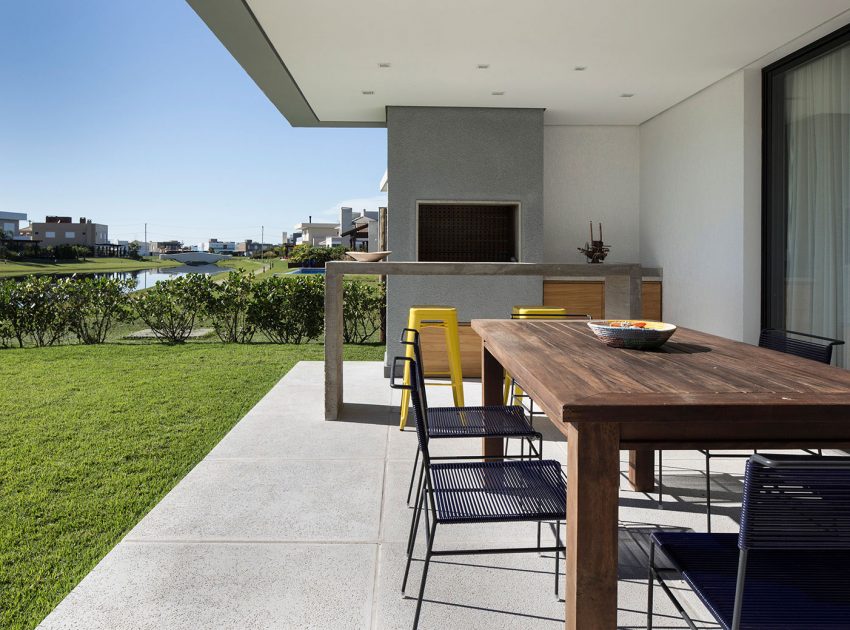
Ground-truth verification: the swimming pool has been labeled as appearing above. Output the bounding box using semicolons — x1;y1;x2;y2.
286;268;326;275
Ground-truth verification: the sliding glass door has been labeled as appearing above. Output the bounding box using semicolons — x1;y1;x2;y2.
763;26;850;366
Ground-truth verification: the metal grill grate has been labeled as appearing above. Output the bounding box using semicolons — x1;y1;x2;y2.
417;203;517;262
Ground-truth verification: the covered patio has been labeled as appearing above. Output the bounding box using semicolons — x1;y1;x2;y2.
38;360;756;629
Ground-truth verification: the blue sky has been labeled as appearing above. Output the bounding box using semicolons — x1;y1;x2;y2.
0;1;387;245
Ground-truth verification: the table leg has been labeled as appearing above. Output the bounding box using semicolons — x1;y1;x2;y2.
566;422;619;630
628;449;655;492
481;344;504;458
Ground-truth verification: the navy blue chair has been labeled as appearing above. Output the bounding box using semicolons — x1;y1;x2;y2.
390;356;566;629
398;328;543;508
675;329;844;530
648;454;850;629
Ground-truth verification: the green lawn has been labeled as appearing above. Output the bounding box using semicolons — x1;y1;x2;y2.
213;257;288;281
0;257;180;278
0;341;383;630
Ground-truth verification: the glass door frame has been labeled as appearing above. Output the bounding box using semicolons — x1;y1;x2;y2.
762;23;850;329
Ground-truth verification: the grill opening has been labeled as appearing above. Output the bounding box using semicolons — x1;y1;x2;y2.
417;203;519;262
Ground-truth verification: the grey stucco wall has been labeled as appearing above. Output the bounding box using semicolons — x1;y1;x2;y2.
385;106;545;369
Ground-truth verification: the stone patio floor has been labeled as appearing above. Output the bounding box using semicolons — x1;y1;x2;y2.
37;360;780;629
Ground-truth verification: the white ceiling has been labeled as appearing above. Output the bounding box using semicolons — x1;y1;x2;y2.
245;0;850;125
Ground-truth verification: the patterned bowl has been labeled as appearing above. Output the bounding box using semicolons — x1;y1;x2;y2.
587;320;677;350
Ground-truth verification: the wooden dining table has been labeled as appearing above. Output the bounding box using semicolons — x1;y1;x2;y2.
470;319;850;630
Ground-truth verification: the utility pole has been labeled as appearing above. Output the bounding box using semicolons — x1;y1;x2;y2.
261;225;264;264
144;222;147;257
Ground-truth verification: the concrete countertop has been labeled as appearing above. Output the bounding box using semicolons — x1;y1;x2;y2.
326;261;661;277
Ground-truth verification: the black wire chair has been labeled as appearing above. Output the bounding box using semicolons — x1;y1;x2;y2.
648;454;850;630
390;356;567;629
398;328;543;509
681;328;844;531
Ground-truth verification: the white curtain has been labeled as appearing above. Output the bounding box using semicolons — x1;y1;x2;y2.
785;43;850;366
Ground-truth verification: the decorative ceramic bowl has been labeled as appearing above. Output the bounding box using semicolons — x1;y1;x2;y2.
587;320;677;350
346;251;391;262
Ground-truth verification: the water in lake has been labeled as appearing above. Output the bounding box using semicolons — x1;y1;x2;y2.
12;264;226;291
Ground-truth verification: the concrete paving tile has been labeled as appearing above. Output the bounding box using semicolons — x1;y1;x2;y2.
374;542;564;630
38;542;376;630
126;459;384;542
208;413;389;460
373;540;697;630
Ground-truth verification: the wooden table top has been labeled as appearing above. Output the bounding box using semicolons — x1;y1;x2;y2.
471;320;850;425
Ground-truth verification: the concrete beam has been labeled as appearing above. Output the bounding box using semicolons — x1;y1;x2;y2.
324;261;659;420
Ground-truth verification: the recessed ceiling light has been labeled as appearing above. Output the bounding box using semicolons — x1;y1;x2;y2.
477;64;490;69
620;93;635;98
491;91;505;96
378;62;391;68
574;66;587;71
362;90;375;95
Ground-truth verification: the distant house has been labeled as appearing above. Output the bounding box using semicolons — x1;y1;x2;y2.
317;235;343;247
20;216;107;247
236;239;277;256
0;211;28;240
112;239;150;256
339;206;382;251
200;238;236;254
149;240;183;254
294;221;339;246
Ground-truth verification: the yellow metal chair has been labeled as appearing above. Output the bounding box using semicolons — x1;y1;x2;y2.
503;306;573;404
399;306;464;430
504;307;591;456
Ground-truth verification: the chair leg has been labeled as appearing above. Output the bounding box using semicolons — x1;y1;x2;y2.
657;450;663;507
412;516;437;629
508;378;518;456
406;447;420;506
705;452;712;533
407;466;425;556
554;519;562;599
647;541;656;630
403;490;427;590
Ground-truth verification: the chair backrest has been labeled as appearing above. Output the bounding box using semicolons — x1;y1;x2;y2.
758;328;844;365
390;355;430;460
739;454;850;550
400;328;428;407
511;311;591;320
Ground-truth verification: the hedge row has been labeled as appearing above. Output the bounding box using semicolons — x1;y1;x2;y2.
0;272;384;347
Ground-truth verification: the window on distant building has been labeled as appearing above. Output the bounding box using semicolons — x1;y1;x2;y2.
45;231;55;238
65;231;75;238
763;24;850;367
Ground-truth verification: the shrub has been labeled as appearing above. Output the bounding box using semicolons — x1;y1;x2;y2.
206;271;255;343
0;276;70;347
0;281;15;348
132;274;213;343
65;276;136;344
249;275;324;343
343;280;385;344
0;317;12;348
287;244;348;266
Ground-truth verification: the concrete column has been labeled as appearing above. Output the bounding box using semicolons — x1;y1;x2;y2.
324;269;344;420
603;270;642;319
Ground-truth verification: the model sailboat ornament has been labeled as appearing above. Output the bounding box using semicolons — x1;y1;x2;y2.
578;221;610;263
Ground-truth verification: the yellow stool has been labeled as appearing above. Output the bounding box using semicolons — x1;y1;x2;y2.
399;306;464;430
504;306;571;403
